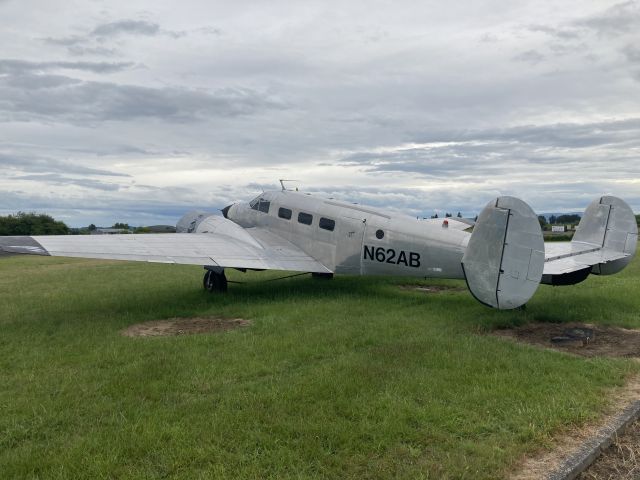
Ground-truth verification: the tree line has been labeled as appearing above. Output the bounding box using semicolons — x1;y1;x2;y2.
0;212;70;235
0;213;143;235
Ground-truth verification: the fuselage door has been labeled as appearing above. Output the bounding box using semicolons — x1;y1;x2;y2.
334;216;366;274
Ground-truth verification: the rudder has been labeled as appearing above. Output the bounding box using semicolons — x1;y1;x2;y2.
572;195;637;275
462;196;545;309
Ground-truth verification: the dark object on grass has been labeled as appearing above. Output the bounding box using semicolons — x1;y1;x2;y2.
551;336;585;347
551;327;595;347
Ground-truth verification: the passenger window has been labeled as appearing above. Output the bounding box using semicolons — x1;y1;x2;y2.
278;207;292;220
319;217;335;231
298;212;313;225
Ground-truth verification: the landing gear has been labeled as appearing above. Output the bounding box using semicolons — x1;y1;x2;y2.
203;267;228;293
311;272;334;280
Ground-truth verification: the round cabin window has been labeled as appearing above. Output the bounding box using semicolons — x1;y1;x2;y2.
375;229;384;240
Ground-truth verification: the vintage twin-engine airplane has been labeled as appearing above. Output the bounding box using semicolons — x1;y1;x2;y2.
1;187;637;309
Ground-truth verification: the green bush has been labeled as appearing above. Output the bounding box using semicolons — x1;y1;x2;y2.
0;212;69;236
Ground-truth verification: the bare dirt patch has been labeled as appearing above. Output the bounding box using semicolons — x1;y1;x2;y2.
399;284;466;293
493;322;640;358
121;317;251;337
579;420;640;479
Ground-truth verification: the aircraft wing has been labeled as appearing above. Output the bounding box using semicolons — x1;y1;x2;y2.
0;221;332;274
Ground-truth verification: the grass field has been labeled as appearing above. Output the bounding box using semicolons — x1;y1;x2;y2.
1;255;639;479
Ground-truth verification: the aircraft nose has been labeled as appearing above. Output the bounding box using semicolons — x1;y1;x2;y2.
221;204;233;219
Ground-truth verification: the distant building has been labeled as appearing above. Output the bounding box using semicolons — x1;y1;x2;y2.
551;225;566;233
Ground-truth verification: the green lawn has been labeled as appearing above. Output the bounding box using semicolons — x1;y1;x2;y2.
1;255;639;479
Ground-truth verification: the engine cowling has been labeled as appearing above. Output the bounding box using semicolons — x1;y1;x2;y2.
176;211;216;233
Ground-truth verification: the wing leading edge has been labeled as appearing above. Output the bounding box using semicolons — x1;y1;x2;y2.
0;224;331;274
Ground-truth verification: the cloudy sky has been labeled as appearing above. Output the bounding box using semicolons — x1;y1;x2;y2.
1;0;639;226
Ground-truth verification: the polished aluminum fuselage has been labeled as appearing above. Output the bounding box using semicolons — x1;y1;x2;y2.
226;190;470;279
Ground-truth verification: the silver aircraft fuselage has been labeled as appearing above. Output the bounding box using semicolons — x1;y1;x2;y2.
225;190;470;279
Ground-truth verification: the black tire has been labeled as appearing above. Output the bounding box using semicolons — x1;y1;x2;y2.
213;271;228;293
203;270;213;290
204;270;227;293
311;272;333;280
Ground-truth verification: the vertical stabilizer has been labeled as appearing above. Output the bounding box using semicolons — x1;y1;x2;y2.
572;196;637;275
462;196;545;309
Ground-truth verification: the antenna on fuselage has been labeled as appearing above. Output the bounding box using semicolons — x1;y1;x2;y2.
279;179;300;191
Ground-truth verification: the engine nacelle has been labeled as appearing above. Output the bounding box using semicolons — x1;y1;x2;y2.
176;211;217;233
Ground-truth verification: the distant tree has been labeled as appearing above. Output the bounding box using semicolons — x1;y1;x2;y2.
133;226;151;234
456;212;462;218
636;214;640;228
538;215;547;229
112;222;130;230
432;213;439;219
556;214;581;224
88;224;96;232
0;212;69;235
445;213;452;218
548;214;557;224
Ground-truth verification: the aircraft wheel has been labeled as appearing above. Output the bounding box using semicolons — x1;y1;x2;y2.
311;272;333;280
204;269;227;293
203;270;213;290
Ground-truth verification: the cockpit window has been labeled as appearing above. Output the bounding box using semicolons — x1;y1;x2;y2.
258;201;270;213
250;196;270;214
249;196;261;209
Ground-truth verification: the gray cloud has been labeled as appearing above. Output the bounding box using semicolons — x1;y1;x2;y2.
44;19;188;51
575;0;640;36
622;45;640;63
0;59;135;74
14;173;122;191
0;73;286;124
43;35;86;47
512;50;546;64
0;152;129;176
340;119;640;179
42;18;189;57
91;20;161;37
527;24;581;40
66;45;118;57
